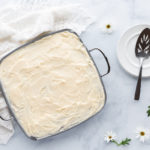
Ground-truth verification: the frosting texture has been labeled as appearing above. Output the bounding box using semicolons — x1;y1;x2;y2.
0;31;105;138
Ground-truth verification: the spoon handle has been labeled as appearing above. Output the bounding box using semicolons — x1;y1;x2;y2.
134;66;143;100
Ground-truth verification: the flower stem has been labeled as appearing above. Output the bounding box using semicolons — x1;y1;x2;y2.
111;140;120;146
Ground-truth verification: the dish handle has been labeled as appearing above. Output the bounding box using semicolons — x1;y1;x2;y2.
0;116;12;121
0;86;13;121
89;48;110;77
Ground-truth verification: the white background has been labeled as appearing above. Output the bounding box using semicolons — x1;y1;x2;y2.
1;0;150;150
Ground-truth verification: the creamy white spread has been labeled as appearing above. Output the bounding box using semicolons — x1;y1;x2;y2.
0;31;105;138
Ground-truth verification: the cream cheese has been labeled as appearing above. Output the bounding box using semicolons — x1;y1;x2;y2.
0;31;105;138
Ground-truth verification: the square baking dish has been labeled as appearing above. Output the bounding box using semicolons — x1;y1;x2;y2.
0;29;110;140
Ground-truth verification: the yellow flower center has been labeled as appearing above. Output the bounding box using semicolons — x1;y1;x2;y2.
106;24;111;29
140;131;145;136
108;136;112;139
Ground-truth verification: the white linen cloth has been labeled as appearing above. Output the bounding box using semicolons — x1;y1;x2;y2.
0;3;94;144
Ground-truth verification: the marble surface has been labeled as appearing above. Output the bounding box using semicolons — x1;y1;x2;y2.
1;0;150;150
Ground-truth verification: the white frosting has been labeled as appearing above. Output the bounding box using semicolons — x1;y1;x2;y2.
0;31;105;138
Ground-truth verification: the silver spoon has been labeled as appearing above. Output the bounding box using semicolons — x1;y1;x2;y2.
134;28;150;100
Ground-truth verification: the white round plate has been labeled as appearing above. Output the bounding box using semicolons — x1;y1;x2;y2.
117;24;150;77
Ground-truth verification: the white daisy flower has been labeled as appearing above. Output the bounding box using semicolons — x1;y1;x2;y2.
104;131;117;143
99;20;114;34
135;127;150;143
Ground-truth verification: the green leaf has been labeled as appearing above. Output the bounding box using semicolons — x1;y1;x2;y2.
147;106;150;117
119;138;131;146
111;138;131;146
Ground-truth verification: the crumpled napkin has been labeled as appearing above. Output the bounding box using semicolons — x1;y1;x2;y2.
0;4;94;56
0;3;94;144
